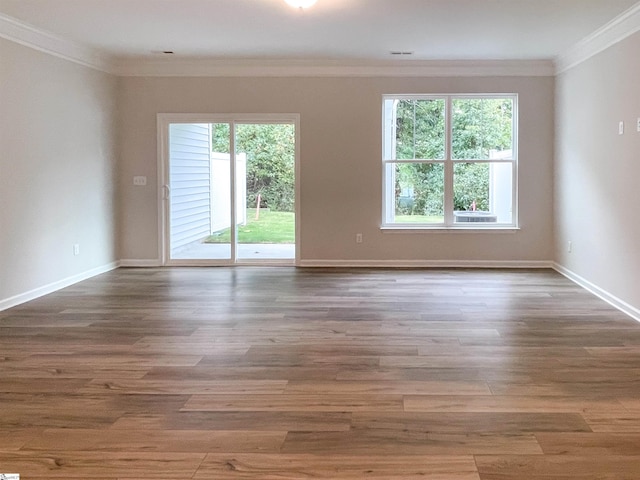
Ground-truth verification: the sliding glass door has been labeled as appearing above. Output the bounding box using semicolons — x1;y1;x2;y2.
159;115;299;265
234;123;296;261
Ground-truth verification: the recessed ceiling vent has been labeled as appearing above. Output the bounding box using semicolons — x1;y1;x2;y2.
390;51;414;56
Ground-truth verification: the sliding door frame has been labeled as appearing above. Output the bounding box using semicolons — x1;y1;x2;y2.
157;113;301;266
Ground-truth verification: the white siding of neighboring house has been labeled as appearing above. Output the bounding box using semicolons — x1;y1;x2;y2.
169;123;212;252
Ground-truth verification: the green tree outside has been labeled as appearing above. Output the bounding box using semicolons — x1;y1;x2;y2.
212;123;295;212
393;97;512;216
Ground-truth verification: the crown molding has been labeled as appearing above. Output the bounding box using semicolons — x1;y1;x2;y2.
555;1;640;74
112;57;555;78
0;12;114;73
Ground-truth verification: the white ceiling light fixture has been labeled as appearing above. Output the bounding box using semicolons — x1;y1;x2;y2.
284;0;317;9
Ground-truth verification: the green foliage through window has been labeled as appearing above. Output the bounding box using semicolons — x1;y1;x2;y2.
452;98;513;160
212;123;295;212
395;99;445;160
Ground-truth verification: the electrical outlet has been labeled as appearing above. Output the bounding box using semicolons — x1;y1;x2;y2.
356;233;363;244
567;241;572;253
73;244;80;256
619;121;625;135
637;117;640;132
133;176;147;186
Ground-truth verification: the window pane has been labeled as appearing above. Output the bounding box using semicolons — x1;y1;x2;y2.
211;123;230;153
452;98;513;160
385;99;445;160
390;162;444;224
453;162;513;224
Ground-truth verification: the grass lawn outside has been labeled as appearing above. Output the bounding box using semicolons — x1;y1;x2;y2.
394;215;444;224
204;210;295;244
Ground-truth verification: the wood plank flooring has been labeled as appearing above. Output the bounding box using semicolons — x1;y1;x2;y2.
1;267;640;479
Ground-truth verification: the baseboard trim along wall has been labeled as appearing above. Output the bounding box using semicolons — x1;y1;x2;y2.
553;263;640;323
0;261;119;312
298;260;554;268
119;259;163;267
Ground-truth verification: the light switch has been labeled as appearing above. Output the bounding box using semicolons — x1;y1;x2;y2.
133;176;147;186
637;117;640;132
619;121;624;135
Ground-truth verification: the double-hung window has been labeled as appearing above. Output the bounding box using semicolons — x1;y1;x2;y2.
382;94;517;228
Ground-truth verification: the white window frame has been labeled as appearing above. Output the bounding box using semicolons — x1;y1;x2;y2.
381;94;518;230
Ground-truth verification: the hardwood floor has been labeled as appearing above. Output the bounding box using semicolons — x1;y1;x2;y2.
1;267;640;479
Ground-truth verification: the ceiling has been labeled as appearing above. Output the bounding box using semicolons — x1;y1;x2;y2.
0;0;638;63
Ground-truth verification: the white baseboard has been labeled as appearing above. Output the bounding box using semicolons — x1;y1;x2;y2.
299;259;554;268
0;261;119;312
553;263;640;323
119;259;162;267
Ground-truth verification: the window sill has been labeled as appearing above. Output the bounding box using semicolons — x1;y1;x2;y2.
380;226;520;234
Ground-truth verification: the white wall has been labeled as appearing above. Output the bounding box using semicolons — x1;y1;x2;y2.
555;31;640;315
118;75;554;265
0;38;118;308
